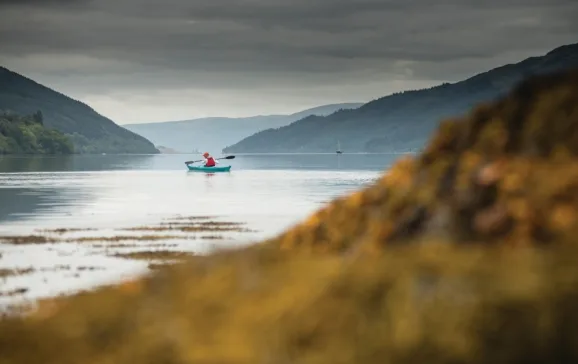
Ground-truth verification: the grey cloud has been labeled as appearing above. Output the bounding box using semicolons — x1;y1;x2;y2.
0;0;576;120
0;0;92;8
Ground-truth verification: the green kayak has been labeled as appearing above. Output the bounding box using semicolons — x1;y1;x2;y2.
187;164;232;172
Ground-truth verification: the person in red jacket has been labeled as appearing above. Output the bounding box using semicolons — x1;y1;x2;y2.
202;152;218;167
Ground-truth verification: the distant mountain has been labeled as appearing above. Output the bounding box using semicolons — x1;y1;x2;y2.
0;67;159;154
123;103;363;154
224;43;578;154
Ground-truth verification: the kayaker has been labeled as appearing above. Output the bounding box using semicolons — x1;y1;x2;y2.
202;152;218;167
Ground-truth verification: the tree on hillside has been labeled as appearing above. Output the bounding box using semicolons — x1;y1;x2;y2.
32;110;44;125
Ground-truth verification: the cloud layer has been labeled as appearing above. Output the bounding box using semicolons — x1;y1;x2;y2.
0;0;576;122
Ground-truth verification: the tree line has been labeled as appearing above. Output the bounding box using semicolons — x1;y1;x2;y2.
0;110;74;154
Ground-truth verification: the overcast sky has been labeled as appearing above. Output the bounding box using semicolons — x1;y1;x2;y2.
0;0;576;124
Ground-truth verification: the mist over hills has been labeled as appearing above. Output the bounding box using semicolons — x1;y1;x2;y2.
224;43;578;154
123;103;363;153
0;67;159;154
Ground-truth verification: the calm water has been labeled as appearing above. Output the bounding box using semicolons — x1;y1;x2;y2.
0;153;402;230
0;153;403;309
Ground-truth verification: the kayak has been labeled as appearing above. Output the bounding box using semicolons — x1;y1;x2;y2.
187;164;232;172
187;165;232;172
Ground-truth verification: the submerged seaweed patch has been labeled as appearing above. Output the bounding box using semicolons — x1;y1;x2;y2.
0;268;35;278
0;218;252;249
0;235;60;245
147;263;173;271
0;265;104;280
122;220;255;233
0;288;28;297
41;265;72;272
91;243;180;249
38;228;98;234
112;250;196;260
164;215;218;222
76;266;104;271
69;235;193;243
200;235;227;240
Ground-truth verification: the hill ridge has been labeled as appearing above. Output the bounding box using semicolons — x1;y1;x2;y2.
0;67;159;154
0;67;101;114
123;102;363;153
223;42;578;154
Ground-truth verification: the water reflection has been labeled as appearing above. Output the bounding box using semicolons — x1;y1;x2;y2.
0;156;75;173
0;188;56;222
0;154;157;173
0;174;100;226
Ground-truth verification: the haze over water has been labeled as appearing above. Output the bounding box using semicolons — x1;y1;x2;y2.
0;153;399;309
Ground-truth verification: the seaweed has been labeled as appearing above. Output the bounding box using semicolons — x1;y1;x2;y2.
111;250;196;260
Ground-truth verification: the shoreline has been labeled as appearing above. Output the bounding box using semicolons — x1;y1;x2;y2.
0;215;261;315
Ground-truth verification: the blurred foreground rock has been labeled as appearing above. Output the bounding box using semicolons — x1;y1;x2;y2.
1;68;578;364
276;68;578;253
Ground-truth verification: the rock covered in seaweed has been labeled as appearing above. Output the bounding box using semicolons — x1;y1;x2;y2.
274;68;578;253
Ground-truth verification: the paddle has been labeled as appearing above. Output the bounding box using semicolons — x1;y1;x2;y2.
184;155;236;165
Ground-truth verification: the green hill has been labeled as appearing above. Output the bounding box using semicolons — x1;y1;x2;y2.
0;67;159;154
123;103;363;153
223;43;578;154
0;111;73;154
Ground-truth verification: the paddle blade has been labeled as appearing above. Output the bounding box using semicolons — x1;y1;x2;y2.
223;155;235;159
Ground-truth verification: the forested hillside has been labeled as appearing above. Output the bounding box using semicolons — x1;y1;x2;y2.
224;43;578;153
0;67;159;154
0;111;73;154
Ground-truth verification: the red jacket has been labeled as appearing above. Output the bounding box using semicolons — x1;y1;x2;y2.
205;157;216;167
